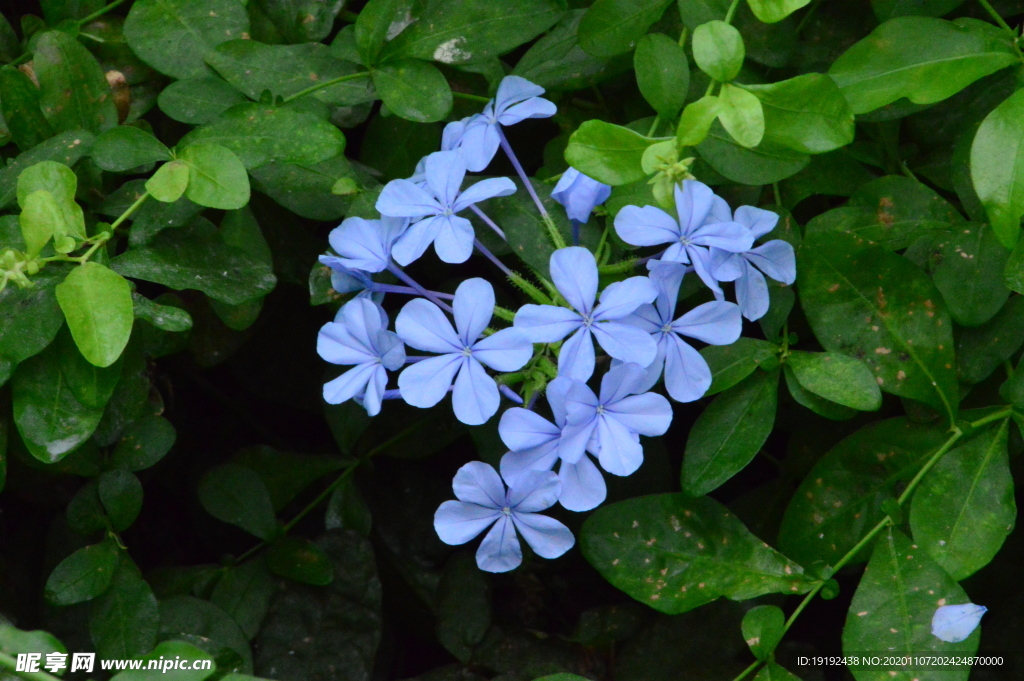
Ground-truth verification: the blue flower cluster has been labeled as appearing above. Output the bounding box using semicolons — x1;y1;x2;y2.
315;76;796;572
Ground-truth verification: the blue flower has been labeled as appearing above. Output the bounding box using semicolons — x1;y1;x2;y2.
321;215;408;274
377;151;516;265
559;363;673;477
614;180;754;296
499;377;608;512
623;266;742;402
317;298;405;416
551;168;612;224
434;461;574;573
931;603;986;643
396;278;533;425
409;117;474;185
513;247;658;381
710;206;796;321
458;76;557;172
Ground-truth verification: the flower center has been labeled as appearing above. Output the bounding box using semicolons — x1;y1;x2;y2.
581;313;594;328
678;234;691;246
661;322;673;334
443;207;454;217
461;346;473;357
501;505;512;516
596;404;606;415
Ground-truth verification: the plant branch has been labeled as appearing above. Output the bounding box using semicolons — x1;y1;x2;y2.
282;71;371;104
78;0;130;25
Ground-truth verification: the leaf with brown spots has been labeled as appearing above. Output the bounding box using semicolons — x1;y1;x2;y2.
34;30;118;134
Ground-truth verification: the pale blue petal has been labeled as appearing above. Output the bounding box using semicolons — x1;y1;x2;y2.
591;321;658;368
672;300;742;345
608;392;673;435
433;215;475;264
391;215;446;266
325;263;371;294
931;603;986;643
550;247;598;313
546;376;573;428
434;500;500;545
341;297;385;349
377;178;442;217
500;442;560;486
746;240;796;284
558;418;597;465
556;326;596;381
459;119;500;172
650;263;685;321
395;298;461;353
675;180;717;236
499;408;560;450
495;75;545;109
477;516;522;572
614;204;680;246
513;304;581;342
659;242;690;264
376;330;406;371
507;469;561;511
689;222;755;251
707;194;734;224
564;377;599;424
452;177;517;211
453;461;506;507
593;415;644;476
512;512;574;558
454;277;495;344
593;275;658;320
711;250;745;282
328;217;392;273
631;338;667;394
551;169;612;223
498;97;557;125
473;328;533;371
452;358;500;426
441;117;471;151
361;365;389;416
598;361;648;404
736;262;770;321
322;363;376;405
688;246;725;299
317;322;375;365
398;354;463;408
557;455;606;512
734;205;779;238
621;303;663;334
662;334;711;403
424;150;466;207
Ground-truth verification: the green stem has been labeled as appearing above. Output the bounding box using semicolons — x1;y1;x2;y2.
794;0;824;35
493;305;516;322
110;191;149;230
283;464;358;533
544;214;567;250
453;91;491;103
509;271;554;305
730;660;762;681
678;27;689;47
282;71;371;104
724;0;743;24
0;652;63;681
772;182;782;205
78;0;130;25
975;0;1024;59
598;259;638;275
646;116;661;138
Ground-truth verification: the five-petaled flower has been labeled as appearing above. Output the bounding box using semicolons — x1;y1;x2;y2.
514;247;658;381
396;278;532;425
434;461;574;572
320;215;408;274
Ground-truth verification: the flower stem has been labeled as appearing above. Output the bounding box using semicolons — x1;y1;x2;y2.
498;128;567;249
282;71;371;104
571;220;581;246
453;91;490;103
371;283;454;299
474;239;514;278
78;0;129;25
469;204;507;241
499;385;525;404
386;263;454;313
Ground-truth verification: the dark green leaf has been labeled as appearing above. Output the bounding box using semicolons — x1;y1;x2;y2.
753;662;801;681
578;0;673;58
1008;236;1024;294
780;150;874;209
513;10;627;91
359;113;441;181
325;476;372;536
57;329;121;410
128;191;203;246
56;262;134;368
110;218;277;305
799;230;958;417
741;604;784;660
384;0;564;65
0;131;93;211
0;65;53;151
437;551;491;662
565;120;657;186
179;103;346;169
232;446;343;512
157;77;249;125
372;59;452;123
842;527;980;664
110;414;177;472
910;420;1014;580
786;351;882;411
198;463;278;540
45;539;119;605
746;0;810;23
68;480;106;535
742;74;854;154
252;0;343;43
34;30;118;133
123;0;249;80
211;559;275;640
89;553;159;659
925;223;1011;326
98;469;143;531
266;535;334;586
158;596;252;674
356;0;413;65
828;17;1018;114
697;122;809;185
970;87;1024;248
109;640;216;681
692;20;744;82
700;338;778;395
957;295;1024;384
778;417;948;567
249;155;362;220
92;126;171;172
178;143;250;210
581;493;811;615
682;369;779;496
783;363;857;421
0;265;68;371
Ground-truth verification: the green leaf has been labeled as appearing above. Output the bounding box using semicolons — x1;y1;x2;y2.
356;0;413;65
799;230;958;416
89;553;159;659
700;338;778;395
110;640;217;681
266;535;335;586
68;479;107;535
957;296;1024;384
372;59;452;123
677;95;723;147
925;223;1011;326
17;160;86;251
98;469;144;531
513;10;628;92
34;29;118;133
110;414;177;472
383;0;564;65
133;292;194;332
578;0;673;58
1008;237;1024;294
634;33;689;119
251;0;344;43
178;144;250;210
45;539;119;605
0;131;93;211
741;605;784;660
229;447;341;514
437;551;491;661
970;87;1024;248
56;262;134;368
828;17;1018;115
786;351;882;411
581;493;811;615
325;477;372;536
873;0;965;19
483;177;579;276
13;343;104;463
778;417;948;567
146;160;190;203
842;527;980;667
697;121;809;185
158;596;252;673
0;624;66;657
359;113;441;181
19;190;62;257
249;155;362;220
910;420;1014;580
692;20;744;82
783;363;857;421
682;369;779;496
198;463;278;540
717;82;763;149
157;77;249;125
111;218;277;304
124;0;249;80
205;41;376;106
565;120;658;186
92;126;171;172
56;329;121;410
741;74;854;154
211;559;275;640
179;103;346;169
0;64;53;151
746;0;810;23
0;265;66;371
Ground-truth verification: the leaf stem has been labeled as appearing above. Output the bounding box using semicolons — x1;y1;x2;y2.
78;0;130;26
730;659;762;681
281;71;371;104
975;0;1024;59
724;0;743;24
109;190;150;231
453;91;490;103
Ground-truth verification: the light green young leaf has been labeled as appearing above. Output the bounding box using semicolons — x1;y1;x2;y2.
372;59;452;123
581;493;811;615
178;144;250;210
56;262;134;368
741;605;785;661
565;120;659;186
786;351;882;411
578;0;674;58
0;131;94;211
45;539;119;605
109;640;216;681
19;189;61;257
146;160;190;203
0;623;66;658
692;20;745;82
742;73;855;154
198;463;279;540
910;420;1014;580
92;126;171;173
753;662;802;680
17;159;78;207
970;88;1024;249
717;82;764;149
634;33;689;119
677;95;723;147
747;0;810;23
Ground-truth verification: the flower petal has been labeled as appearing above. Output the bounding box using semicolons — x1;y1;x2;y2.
499;408;560;451
556;326;596;381
341;297;385;349
398;354;462;408
500;442;560;485
513;304;581;343
746;239;796;285
508;469;561;511
391;215;446;266
454;277;495;344
688;245;725;299
672;300;742;345
453;177;517;211
498;97;557;125
377;178;442;218
734;205;779;239
550;246;598;313
452;461;506;507
459;120;500;172
317;321;375;365
473;328;533;371
434;500;500;545
395;298;461;352
594;415;644;476
662;334;712;403
591;321;658;368
477;516;522;572
511;512;574;559
495;75;545;109
593;275;658;321
452;358;500;426
614;204;680;247
376;330;406;371
675;179;717;235
361;365;389;416
328;217;390;273
557;455;606;512
736;262;770;321
689;222;755;252
710;250;745;282
322;363;376;405
424;150;466;207
546;375;573;428
598;361;648;404
433;215;475;264
608;392;674;436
